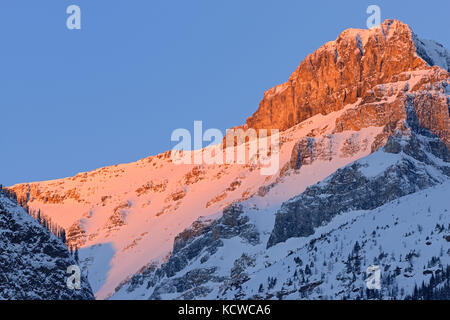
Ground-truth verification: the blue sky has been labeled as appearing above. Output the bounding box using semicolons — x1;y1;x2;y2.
1;0;449;186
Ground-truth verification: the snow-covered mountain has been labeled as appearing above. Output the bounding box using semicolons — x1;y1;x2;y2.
7;20;450;300
0;190;94;300
114;143;450;300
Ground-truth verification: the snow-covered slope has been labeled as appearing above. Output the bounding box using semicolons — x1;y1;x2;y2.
7;19;450;300
8;105;385;299
413;34;450;72
0;191;94;300
115;181;450;299
112;126;450;300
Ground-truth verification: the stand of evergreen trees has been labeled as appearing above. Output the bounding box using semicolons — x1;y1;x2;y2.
68;245;80;263
29;208;67;244
0;185;67;244
407;265;450;300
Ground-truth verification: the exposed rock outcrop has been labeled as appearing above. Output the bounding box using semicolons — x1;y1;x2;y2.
115;204;260;299
5;19;450;301
268;129;450;248
246;20;450;148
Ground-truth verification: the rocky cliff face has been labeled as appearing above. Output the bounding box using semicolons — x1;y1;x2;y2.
109;20;449;300
6;20;450;300
246;20;450;148
113;126;449;299
268;130;450;248
0;191;94;300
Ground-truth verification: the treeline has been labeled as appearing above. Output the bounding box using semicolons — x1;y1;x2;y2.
0;185;67;244
29;208;67;244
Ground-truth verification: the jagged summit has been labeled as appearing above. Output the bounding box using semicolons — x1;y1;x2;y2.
246;20;450;138
6;20;449;300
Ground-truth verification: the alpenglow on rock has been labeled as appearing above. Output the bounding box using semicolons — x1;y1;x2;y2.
5;19;450;300
246;20;450;142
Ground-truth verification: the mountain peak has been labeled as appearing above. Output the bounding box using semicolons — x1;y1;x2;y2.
246;20;449;139
5;19;449;300
334;19;409;45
